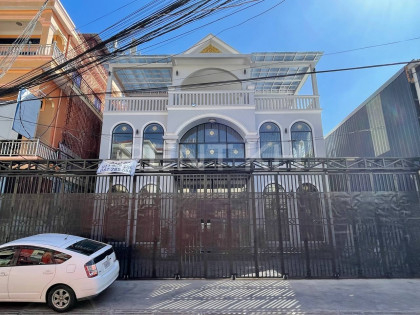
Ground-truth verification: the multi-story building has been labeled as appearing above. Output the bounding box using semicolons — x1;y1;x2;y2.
100;34;325;161
0;0;107;159
326;62;420;158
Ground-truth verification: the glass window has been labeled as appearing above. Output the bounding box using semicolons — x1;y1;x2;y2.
111;123;133;159
142;123;164;159
291;122;314;158
66;239;106;256
111;184;129;193
297;183;323;241
263;184;289;241
179;123;244;159
72;72;82;88
260;122;282;158
138;184;161;242
17;247;56;265
53;251;72;264
0;247;17;267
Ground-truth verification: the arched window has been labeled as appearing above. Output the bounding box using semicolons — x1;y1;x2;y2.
105;184;129;242
137;184;161;243
142;123;164;159
297;183;323;241
111;123;133;159
260;122;282;158
291;122;314;158
179;122;245;159
263;183;289;241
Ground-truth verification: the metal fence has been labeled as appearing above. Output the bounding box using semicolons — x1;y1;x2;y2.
0;158;419;279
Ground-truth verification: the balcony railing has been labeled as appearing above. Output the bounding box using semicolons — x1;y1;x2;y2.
107;97;168;112
255;95;320;110
169;90;253;107
104;91;320;112
0;44;55;56
0;139;69;160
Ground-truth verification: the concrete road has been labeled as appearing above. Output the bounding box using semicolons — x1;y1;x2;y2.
0;279;420;314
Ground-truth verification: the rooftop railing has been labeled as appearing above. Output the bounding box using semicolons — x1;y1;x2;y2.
105;90;320;112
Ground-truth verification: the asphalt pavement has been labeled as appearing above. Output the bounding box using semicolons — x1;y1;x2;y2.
1;278;420;314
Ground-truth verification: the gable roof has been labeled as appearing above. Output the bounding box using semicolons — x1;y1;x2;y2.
183;34;240;54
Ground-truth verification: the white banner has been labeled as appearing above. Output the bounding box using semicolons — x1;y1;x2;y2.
97;160;137;176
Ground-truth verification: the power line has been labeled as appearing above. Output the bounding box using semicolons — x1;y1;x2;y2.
0;0;259;97
1;59;415;106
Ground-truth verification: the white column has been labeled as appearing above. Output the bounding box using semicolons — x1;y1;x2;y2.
309;65;319;96
163;134;178;159
105;68;114;112
411;67;420;101
245;134;259;159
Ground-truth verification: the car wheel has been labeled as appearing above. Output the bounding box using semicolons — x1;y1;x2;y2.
47;284;76;312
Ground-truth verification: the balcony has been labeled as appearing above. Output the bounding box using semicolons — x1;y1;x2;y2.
0;44;55;57
0;139;75;160
105;90;320;112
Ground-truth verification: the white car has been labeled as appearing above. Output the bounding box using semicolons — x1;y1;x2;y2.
0;233;119;312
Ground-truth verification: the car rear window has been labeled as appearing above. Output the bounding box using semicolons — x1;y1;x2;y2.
66;239;106;256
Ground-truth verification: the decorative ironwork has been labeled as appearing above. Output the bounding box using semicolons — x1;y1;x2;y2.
0;157;420;174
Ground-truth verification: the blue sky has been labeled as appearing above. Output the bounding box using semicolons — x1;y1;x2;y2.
61;0;420;135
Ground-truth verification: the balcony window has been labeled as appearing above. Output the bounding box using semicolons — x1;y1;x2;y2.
72;72;82;88
93;96;101;111
260;122;282;158
111;123;133;159
291;122;314;158
142;123;164;159
179;123;244;159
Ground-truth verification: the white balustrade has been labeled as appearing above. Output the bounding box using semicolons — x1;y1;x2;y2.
0;44;54;56
168;90;253;107
0;139;58;159
105;92;319;113
255;95;320;110
107;97;168;112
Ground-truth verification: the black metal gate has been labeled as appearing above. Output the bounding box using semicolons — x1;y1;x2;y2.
1;158;420;279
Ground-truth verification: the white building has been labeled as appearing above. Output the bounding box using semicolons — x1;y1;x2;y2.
99;35;325;161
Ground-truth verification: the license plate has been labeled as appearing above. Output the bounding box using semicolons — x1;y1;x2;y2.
103;259;111;269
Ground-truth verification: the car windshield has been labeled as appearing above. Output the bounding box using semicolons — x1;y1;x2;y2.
66;239;106;256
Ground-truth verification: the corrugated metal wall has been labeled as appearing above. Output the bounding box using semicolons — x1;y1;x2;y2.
326;69;420;158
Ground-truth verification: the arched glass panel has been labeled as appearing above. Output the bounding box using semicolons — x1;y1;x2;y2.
142;123;164;159
138;184;161;243
291;122;314;158
260;122;282;158
179;123;245;159
105;184;129;242
111;124;133;159
263;183;289;241
297;183;324;241
111;184;129;193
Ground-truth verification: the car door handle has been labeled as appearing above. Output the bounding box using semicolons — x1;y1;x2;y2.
0;272;8;276
43;271;54;275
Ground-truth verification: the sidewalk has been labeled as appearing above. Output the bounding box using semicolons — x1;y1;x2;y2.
1;279;420;314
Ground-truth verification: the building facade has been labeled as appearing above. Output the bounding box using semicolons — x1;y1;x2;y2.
326;62;420;158
100;35;325;161
0;0;107;159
